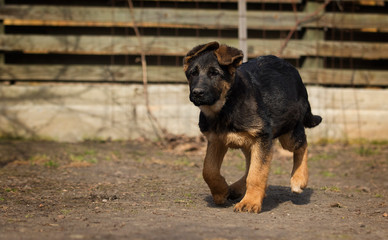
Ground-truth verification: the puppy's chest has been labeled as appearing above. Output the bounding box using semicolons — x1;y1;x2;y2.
205;131;257;149
199;110;262;135
199;117;233;133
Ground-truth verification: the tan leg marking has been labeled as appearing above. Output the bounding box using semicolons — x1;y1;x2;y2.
278;132;294;152
234;143;273;213
290;142;308;194
202;137;229;205
279;133;309;194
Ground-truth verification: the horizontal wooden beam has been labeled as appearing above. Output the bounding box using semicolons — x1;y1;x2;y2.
0;65;185;83
1;65;388;86
1;35;387;60
300;68;388;86
140;0;302;2
143;0;385;4
316;40;388;60
1;5;387;31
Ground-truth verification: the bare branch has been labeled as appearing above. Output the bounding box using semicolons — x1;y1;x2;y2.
127;0;166;144
277;0;331;57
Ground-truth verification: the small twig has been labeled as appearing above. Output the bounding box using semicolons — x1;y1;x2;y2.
127;0;166;144
278;0;331;57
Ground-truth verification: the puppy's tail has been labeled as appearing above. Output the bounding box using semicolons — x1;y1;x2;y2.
304;108;322;128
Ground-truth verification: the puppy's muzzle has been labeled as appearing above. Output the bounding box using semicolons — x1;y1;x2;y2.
190;88;206;106
192;88;205;98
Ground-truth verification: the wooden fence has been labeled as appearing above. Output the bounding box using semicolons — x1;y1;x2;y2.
1;0;388;86
1;0;388;142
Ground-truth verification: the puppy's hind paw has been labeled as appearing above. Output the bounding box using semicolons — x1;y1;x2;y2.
291;176;307;194
291;185;304;194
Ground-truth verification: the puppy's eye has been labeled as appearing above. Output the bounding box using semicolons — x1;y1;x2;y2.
190;68;199;77
208;68;220;77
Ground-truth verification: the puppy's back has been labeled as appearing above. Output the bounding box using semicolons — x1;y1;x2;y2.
236;55;321;135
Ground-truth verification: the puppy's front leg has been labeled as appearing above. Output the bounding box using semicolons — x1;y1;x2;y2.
202;139;229;205
234;142;273;213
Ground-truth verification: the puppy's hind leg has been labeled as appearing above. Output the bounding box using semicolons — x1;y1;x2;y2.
228;147;250;200
290;141;308;194
278;126;308;194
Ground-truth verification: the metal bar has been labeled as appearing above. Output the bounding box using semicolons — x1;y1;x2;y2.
238;0;248;62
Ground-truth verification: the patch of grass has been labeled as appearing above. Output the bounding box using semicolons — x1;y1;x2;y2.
309;153;336;162
29;154;49;164
29;154;59;168
0;135;25;141
313;138;388;146
321;186;341;192
174;192;195;206
82;137;108;143
174;198;194;205
356;146;380;157
69;149;98;164
374;193;383;198
4;188;17;193
370;140;388;146
365;159;380;169
174;156;192;167
83;149;97;155
333;234;352;239
184;193;192;198
314;138;339;145
174;199;192;204
60;209;71;215
273;166;287;175
131;150;147;162
0;134;55;142
230;149;245;160
107;151;121;161
44;160;59;168
235;161;246;171
321;171;335;177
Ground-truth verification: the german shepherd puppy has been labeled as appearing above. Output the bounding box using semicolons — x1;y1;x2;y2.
183;42;322;213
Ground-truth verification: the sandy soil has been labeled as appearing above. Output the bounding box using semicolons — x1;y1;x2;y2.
0;139;387;240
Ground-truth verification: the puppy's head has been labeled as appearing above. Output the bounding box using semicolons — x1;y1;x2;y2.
183;42;243;114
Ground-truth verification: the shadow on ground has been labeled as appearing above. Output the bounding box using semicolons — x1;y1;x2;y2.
204;185;313;212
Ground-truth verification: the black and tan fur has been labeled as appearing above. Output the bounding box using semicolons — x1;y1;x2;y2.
183;42;322;213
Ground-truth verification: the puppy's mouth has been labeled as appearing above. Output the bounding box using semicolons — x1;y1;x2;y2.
189;94;217;107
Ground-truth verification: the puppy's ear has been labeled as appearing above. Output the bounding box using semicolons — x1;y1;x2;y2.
214;44;244;71
183;41;220;72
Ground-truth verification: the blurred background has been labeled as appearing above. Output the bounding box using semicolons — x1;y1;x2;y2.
0;0;387;142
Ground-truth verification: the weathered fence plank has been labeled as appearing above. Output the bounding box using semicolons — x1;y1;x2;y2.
1;5;388;31
142;0;303;2
300;69;388;86
0;65;184;83
1;35;387;60
1;65;388;86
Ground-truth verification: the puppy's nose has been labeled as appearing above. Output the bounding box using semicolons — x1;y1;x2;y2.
192;88;205;98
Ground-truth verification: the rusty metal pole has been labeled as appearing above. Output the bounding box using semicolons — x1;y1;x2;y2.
238;0;248;62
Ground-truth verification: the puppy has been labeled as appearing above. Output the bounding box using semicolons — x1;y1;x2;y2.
183;42;322;213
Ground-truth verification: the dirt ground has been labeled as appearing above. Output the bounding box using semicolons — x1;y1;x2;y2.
0;138;387;240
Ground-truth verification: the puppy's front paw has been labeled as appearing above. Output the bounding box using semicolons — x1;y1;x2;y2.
228;187;245;201
212;191;229;205
233;198;262;213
